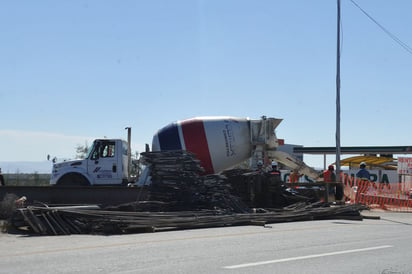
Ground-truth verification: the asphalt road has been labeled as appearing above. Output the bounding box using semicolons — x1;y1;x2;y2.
1;210;411;274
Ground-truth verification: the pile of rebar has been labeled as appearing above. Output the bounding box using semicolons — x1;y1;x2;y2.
10;202;367;235
141;150;250;213
6;150;369;235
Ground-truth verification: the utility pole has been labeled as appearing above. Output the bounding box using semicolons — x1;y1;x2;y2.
125;127;132;183
336;0;342;185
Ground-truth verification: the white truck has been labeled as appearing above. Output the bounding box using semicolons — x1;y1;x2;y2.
50;138;132;186
50;116;320;186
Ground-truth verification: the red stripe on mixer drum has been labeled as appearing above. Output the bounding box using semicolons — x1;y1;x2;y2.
181;119;214;174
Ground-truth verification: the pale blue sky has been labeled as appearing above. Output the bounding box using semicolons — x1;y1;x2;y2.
1;0;412;168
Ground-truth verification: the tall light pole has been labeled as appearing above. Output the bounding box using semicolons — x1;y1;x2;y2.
336;0;342;183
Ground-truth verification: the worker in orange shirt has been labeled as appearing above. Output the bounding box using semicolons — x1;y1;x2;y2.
323;165;336;182
289;169;301;190
323;165;336;200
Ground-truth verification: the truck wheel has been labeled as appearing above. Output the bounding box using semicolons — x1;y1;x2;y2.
57;173;90;186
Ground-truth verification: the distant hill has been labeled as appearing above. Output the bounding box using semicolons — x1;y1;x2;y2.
0;161;53;174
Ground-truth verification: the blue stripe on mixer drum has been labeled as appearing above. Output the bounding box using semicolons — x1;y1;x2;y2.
157;123;182;150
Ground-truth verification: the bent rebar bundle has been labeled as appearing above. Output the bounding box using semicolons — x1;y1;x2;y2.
11;203;366;235
7;151;368;235
141;150;251;212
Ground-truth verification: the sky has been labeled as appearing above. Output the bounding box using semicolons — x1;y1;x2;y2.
1;0;412;171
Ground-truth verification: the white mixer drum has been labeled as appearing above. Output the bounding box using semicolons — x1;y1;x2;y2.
152;117;253;174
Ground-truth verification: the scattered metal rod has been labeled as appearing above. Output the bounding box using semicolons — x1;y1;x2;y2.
10;203;366;235
7;151;370;235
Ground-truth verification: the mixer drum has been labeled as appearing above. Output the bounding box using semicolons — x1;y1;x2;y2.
152;117;253;174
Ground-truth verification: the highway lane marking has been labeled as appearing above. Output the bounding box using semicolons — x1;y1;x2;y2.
3;218;394;259
224;245;393;269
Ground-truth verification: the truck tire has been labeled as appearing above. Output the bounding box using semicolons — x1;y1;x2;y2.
57;173;90;186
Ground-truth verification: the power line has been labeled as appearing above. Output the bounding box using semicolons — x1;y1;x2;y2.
350;0;412;56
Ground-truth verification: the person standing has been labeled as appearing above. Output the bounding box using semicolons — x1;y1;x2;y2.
356;161;374;190
289;170;299;182
270;161;280;175
323;165;336;200
356;162;370;180
323;165;336;182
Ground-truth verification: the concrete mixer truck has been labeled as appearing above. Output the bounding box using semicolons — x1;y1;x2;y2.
50;116;320;186
150;115;320;178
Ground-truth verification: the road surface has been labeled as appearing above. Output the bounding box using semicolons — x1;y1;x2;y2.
0;210;411;274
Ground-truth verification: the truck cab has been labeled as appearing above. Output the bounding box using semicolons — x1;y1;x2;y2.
50;139;130;186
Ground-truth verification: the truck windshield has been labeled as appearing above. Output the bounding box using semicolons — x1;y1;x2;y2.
87;142;97;159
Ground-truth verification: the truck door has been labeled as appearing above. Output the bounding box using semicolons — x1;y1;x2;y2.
87;140;122;185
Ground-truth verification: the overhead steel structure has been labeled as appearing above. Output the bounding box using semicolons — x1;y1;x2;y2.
293;146;412;169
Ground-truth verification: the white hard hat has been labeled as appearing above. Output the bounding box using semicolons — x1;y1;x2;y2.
257;160;263;166
360;161;366;167
271;161;278;166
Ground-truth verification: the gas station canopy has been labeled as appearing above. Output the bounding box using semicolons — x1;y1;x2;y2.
293;146;412;155
292;146;412;170
338;155;397;169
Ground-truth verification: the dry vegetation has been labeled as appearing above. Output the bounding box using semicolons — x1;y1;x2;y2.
3;173;50;186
